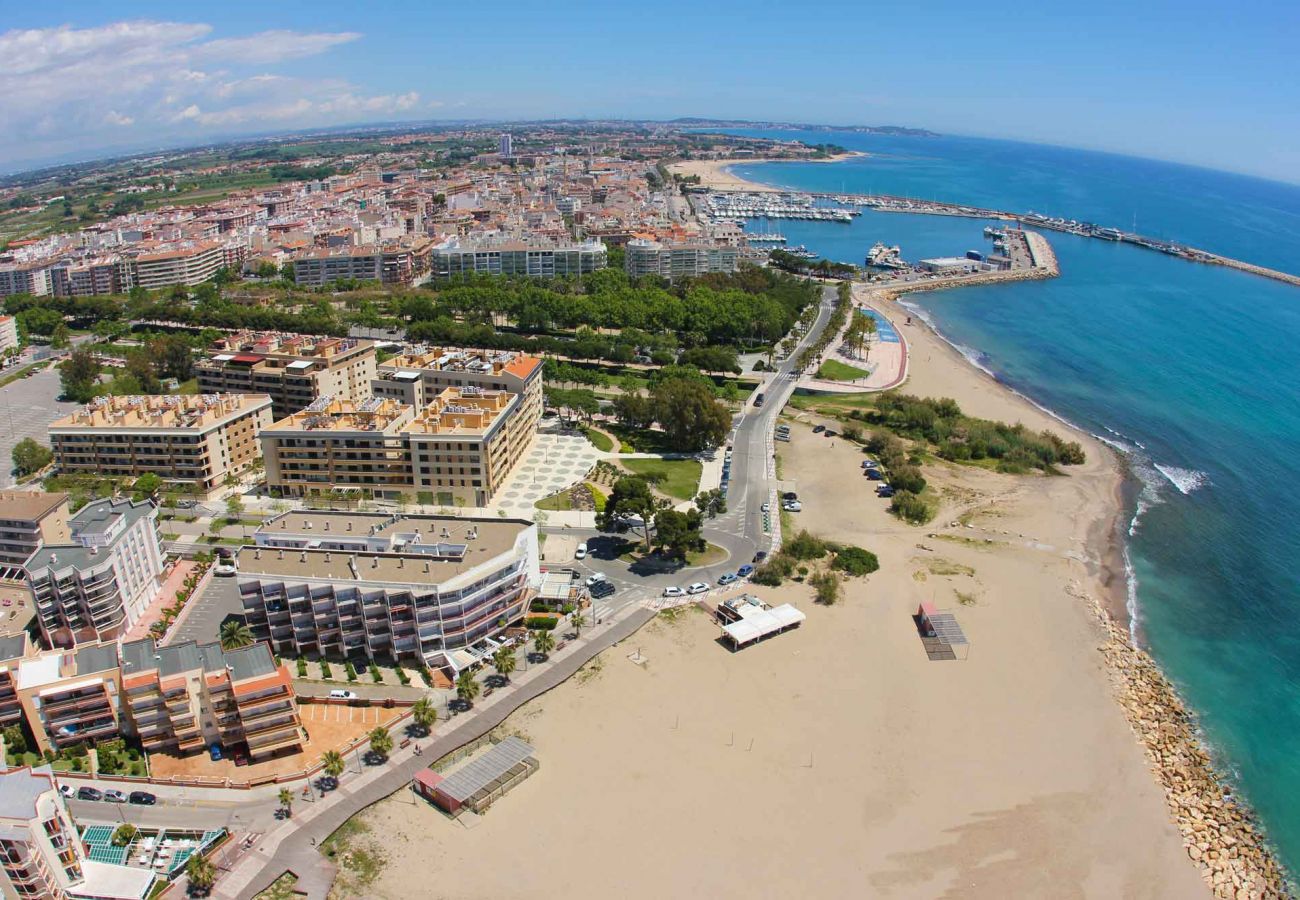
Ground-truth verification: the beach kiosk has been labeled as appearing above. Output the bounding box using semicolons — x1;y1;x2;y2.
916;601;970;660
717;595;806;649
412;736;538;816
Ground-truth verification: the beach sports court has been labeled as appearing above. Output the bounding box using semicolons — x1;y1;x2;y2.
858;308;900;342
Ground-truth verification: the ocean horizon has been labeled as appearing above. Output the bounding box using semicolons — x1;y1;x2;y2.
715;128;1300;883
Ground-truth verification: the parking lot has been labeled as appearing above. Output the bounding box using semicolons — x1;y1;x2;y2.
165;574;244;646
0;366;78;488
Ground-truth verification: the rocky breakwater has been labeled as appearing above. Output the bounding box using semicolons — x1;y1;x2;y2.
1087;589;1294;898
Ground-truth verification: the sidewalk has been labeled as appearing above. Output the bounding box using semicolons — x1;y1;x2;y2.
217;601;656;900
121;560;198;642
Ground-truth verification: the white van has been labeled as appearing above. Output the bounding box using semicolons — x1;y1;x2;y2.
329;689;357;700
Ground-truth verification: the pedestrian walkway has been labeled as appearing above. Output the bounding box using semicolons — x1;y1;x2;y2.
216;602;655;900
122;560;198;642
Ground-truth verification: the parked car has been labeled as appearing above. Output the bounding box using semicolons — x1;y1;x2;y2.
753;551;767;564
737;564;755;578
59;784;75;799
760;502;770;512
877;486;896;498
103;790;127;803
687;582;709;595
590;581;616;598
329;689;357;700
718;573;738;586
574;542;588;560
128;791;156;806
812;424;826;434
77;787;103;802
585;572;608;588
213;560;237;577
782;491;798;501
662;586;686;598
208;744;223;762
783;501;802;512
824;429;837;438
866;468;883;480
861;459;878;469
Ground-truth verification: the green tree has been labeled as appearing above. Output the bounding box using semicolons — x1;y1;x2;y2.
150;335;194;381
598;476;661;549
59;346;100;402
832;546;880;576
455;670;481;707
124;349;160;393
111;824;138;846
651;377;730;451
694;488;726;518
219;620;254;650
50;322;71;349
492;647;516;683
132;472;162;501
225;493;244;521
277;787;293;817
321;749;345;779
3;725;27;755
11;438;52;477
569;611;587;635
652;508;703;560
368;726;393;758
411;698;437;733
186;853;217;892
532;629;555;659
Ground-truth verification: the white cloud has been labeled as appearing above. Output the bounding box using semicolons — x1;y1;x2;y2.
0;20;427;168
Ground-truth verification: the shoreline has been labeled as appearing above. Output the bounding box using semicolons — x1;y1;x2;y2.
666;153;867;192
863;284;1293;898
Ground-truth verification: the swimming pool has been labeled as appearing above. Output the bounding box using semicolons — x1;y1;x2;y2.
858;308;900;343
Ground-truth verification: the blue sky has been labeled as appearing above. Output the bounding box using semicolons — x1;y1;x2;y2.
3;0;1297;182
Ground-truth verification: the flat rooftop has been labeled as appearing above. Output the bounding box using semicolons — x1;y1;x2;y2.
379;347;540;381
50;393;270;431
119;637;278;683
264;397;411;434
0;491;67;522
239;518;529;584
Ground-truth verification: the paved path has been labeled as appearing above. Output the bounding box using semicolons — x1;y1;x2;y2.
219;605;656;899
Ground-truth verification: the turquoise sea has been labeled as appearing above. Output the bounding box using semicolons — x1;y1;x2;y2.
719;129;1300;879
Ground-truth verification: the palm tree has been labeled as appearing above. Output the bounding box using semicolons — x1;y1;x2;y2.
186;853;216;893
532;629;555;659
277;787;293;817
455;670;481;707
368;726;394;758
219;620;254;650
492;648;516;683
321;750;345;779
411;697;437;733
570;611;586;635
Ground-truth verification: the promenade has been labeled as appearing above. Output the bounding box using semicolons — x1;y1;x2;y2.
214;602;655;899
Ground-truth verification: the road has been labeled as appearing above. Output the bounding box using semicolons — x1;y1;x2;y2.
553;282;839;613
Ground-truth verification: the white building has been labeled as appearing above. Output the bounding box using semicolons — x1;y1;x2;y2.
499;133;513;158
0;316;19;355
23;498;165;647
624;238;739;280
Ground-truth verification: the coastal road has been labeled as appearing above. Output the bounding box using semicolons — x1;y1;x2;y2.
557;282;839;606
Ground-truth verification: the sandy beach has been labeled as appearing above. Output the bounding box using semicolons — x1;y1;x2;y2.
668;152;865;193
327;296;1212;900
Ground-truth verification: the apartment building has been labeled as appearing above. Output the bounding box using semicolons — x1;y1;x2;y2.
0;263;51;298
195;332;377;419
0;633;33;729
48;393;273;498
49;258;132;297
129;241;225;289
429;236;607;280
0;315;19;354
239;511;539;673
0;493;70;569
14;643;124;754
0;767;85;900
22;498;164;647
261;385;533;507
624;238;739;280
120;638;304;761
291;239;434;288
373;348;542;423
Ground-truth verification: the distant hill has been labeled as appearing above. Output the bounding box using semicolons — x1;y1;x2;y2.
664;118;938;137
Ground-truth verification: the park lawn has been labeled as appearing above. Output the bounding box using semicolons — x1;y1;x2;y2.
581;425;615;452
817;359;872;381
619;458;702;501
534;488;574;511
606;423;677;454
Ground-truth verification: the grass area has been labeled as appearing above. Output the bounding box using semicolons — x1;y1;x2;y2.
787;392;878;414
605;423;679;454
176;377;199;395
581;425;615;453
320;816;386;892
685;541;729;567
923;558;976;578
618;458;702;501
254;873;300;900
817;359;871;381
534;488;575;511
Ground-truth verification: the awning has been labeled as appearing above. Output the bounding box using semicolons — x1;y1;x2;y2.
722;603;805;647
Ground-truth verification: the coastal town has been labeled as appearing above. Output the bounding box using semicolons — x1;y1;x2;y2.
0;119;1290;900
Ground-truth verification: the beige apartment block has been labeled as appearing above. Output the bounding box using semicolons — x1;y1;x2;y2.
14;642;125;754
48;393;272;498
195;331;377;419
129;241;225;289
262;383;533;507
0;492;70;569
373;347;542;423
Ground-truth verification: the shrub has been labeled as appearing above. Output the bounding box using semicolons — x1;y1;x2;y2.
345;662;358;682
752;553;796;586
832;546;880;576
369;664;383;683
526;616;559;630
784;530;829;561
296;658;308;677
320;660;333;679
419;666;433;687
71;758;83;772
889;490;932;525
809;570;842;605
396;666;410;686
